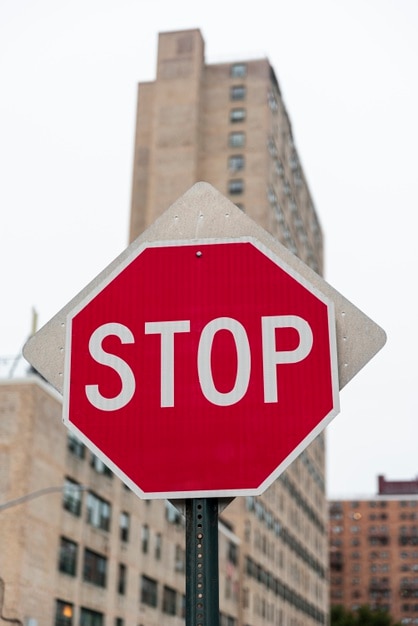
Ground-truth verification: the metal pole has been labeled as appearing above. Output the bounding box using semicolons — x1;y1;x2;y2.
185;498;219;626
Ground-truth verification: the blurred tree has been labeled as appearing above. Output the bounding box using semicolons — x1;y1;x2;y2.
331;605;402;626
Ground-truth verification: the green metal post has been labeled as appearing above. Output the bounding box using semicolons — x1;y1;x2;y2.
185;498;219;626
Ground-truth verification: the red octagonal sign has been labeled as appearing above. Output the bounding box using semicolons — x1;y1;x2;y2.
63;238;339;499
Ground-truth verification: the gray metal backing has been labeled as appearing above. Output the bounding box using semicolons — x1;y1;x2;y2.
23;182;386;393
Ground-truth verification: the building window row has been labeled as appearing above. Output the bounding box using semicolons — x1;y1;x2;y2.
67;434;85;459
55;601;105;626
227;70;247;204
58;536;184;607
280;525;326;579
401;551;418;559
279;473;325;533
67;434;113;478
267;187;297;254
220;613;237;626
245;557;325;624
268;89;279;112
246;495;325;578
299;448;325;493
90;454;113;477
140;575;184;616
63;478;131;542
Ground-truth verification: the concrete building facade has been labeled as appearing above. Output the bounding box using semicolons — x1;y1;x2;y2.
0;379;240;626
329;479;418;624
1;28;329;626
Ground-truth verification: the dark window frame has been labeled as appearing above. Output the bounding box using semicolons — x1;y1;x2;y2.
83;548;107;588
230;85;246;101
58;536;78;576
141;574;158;607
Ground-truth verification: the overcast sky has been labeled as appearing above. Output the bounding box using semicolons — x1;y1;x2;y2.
1;0;417;499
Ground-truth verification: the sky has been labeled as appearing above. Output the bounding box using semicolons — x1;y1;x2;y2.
1;0;417;499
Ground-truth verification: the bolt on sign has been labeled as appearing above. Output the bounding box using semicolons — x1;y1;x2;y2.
23;183;386;500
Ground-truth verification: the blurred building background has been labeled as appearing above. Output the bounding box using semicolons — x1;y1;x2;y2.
329;475;418;624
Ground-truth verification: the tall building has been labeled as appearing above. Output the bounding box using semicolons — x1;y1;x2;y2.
329;477;418;624
129;29;323;275
129;27;328;626
1;29;328;626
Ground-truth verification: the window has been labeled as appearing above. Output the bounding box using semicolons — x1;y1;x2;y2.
83;548;107;587
67;433;85;459
86;492;111;531
175;545;185;572
141;575;158;607
115;619;124;626
165;500;183;525
141;524;149;553
229;132;245;148
231;63;246;78
155;533;162;560
228;179;244;195
80;608;103;626
55;600;73;626
244;520;251;542
230;108;246;123
228;155;245;172
227;541;238;566
230;85;246;101
58;537;78;576
225;576;232;599
162;586;177;615
90;454;112;477
268;90;279;112
119;511;130;542
117;563;126;595
63;478;82;516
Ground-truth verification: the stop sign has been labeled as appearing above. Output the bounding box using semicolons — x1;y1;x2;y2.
63;236;339;498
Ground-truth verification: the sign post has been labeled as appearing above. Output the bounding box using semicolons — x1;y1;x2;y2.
186;499;220;626
23;182;386;626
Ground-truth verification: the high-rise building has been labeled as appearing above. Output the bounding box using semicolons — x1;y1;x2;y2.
0;28;328;626
129;27;329;626
129;29;323;275
329;476;418;624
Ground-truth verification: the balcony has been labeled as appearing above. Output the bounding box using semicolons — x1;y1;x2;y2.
400;580;418;595
399;532;418;546
368;528;390;546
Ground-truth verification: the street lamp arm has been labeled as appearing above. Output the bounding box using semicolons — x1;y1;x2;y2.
0;485;87;512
